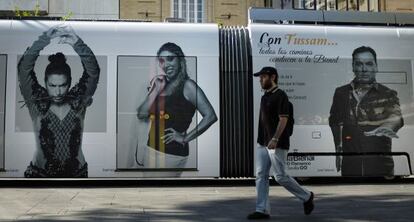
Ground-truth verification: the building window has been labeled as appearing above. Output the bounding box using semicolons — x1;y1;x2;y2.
172;0;204;23
337;0;347;10
326;0;337;10
265;0;273;7
294;0;316;9
292;0;378;11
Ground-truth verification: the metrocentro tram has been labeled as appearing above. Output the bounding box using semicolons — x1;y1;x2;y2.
0;9;412;179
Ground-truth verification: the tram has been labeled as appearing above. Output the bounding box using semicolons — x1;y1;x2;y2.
0;9;412;178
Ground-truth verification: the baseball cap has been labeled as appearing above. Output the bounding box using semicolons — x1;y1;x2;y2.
253;66;278;77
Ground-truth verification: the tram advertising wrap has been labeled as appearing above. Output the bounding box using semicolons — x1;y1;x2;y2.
251;24;414;177
1;19;413;178
0;20;219;178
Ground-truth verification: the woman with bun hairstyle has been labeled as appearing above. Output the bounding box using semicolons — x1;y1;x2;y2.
18;25;100;178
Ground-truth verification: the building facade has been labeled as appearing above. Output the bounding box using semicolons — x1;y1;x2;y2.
0;0;414;25
48;0;118;19
0;0;118;19
119;0;265;26
119;0;414;25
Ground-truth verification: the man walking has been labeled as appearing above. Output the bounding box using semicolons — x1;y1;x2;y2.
248;67;314;219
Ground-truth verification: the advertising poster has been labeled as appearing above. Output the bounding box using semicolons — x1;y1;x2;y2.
113;24;220;178
117;54;203;173
12;25;107;177
0;20;219;178
251;24;414;177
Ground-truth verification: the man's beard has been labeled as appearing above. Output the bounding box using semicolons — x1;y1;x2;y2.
354;71;376;84
261;81;273;90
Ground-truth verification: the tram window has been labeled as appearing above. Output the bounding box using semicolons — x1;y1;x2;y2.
294;0;316;9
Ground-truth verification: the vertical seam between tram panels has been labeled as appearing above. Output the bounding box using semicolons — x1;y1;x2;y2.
219;26;254;177
245;30;254;176
225;27;231;176
240;27;247;176
219;28;224;176
235;27;241;176
229;26;235;176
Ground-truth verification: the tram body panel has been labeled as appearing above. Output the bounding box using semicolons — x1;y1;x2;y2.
0;20;220;178
250;24;413;177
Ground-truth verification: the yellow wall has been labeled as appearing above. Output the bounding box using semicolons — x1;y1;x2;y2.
120;0;264;25
120;0;170;21
211;0;264;26
382;0;414;12
119;0;414;25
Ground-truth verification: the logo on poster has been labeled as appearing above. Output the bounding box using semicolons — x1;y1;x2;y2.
258;32;338;48
259;32;282;47
287;155;315;171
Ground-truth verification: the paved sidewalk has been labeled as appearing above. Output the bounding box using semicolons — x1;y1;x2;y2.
0;182;413;221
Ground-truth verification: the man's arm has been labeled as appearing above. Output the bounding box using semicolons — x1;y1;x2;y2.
267;116;288;149
329;89;343;150
267;91;290;149
52;25;100;105
67;37;100;105
363;90;404;138
380;91;404;132
17;32;51;105
329;88;344;172
72;39;100;98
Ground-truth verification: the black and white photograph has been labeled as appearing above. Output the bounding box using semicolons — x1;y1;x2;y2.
16;25;106;178
329;46;405;176
2;20;220;178
117;42;217;174
251;24;414;177
15;45;107;133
